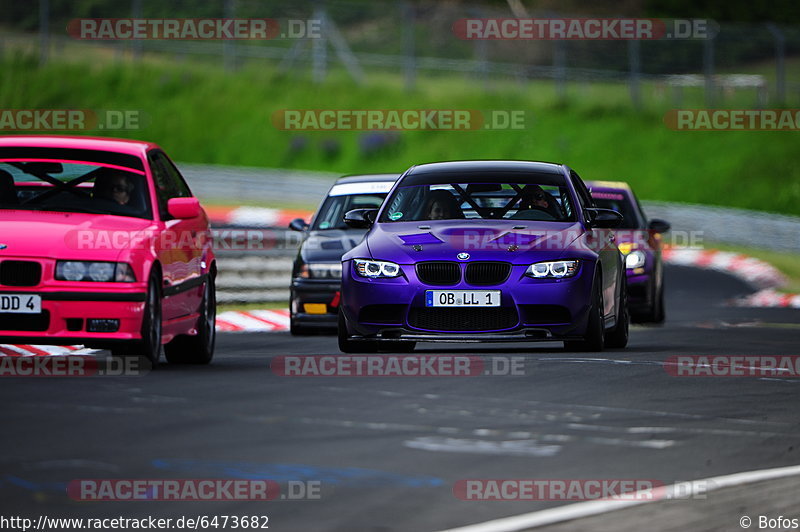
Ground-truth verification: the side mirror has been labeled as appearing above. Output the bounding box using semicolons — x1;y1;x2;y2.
344;208;378;229
167;197;201;219
585;208;623;229
648;218;671;233
288;218;309;232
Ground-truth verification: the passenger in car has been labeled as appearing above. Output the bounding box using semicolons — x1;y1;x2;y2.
94;170;135;206
518;185;563;219
424;189;464;220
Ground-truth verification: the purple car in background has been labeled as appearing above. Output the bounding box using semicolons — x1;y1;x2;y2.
338;160;629;353
587;181;670;323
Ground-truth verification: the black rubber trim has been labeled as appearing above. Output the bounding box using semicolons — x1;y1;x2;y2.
0;291;147;302
0;147;144;171
162;274;207;297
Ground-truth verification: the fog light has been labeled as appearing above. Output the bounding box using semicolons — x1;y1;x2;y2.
87;319;120;332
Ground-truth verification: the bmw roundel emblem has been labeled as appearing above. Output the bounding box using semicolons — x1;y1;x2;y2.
457;252;470;260
0;244;6;250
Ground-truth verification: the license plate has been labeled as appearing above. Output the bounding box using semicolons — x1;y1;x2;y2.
0;294;42;314
425;290;500;307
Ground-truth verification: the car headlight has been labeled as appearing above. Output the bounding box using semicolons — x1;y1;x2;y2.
525;260;580;279
297;262;343;279
56;261;137;282
625;250;646;269
354;259;401;278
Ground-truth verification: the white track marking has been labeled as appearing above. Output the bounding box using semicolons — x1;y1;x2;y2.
436;463;800;532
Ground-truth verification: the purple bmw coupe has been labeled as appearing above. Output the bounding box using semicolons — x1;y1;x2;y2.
338;160;629;353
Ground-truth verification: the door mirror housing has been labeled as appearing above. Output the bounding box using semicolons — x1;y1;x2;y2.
288;218;309;232
344;208;378;229
648;218;671;233
585;208;623;229
167;197;202;219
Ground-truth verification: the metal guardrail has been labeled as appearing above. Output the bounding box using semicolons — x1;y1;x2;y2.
642;201;800;253
179;163;800;303
180;163;335;205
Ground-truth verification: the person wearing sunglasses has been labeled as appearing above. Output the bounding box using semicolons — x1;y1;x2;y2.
94;169;135;206
516;184;563;220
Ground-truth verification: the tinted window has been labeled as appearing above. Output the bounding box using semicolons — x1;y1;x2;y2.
590;192;642;229
380;181;575;223
570;170;594;209
0;161;151;219
148;151;191;219
313;193;386;230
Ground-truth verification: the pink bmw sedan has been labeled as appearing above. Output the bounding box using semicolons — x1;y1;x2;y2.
0;136;216;365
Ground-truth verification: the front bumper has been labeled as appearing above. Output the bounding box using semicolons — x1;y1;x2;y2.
625;270;653;312
290;278;340;329
0;290;147;347
341;261;595;342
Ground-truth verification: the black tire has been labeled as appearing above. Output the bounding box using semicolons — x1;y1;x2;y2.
164;275;216;364
604;274;629;349
112;268;162;365
650;278;666;324
564;275;604;352
337;309;377;353
635;275;665;324
289;295;313;336
290;319;312;336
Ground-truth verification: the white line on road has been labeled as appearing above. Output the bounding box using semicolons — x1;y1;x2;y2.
436;463;800;532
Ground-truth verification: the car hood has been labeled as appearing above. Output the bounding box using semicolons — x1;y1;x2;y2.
301;229;368;263
0;210;157;260
365;220;585;263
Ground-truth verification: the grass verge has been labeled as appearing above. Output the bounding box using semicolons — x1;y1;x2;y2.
3;50;800;216
706;242;800;293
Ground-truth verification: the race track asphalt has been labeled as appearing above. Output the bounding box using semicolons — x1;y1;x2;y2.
1;265;799;532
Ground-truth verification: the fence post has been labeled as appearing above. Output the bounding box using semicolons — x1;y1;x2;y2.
402;1;415;92
312;3;327;83
554;40;566;102
39;0;49;65
766;23;786;106
223;0;236;71
628;38;641;109
469;8;488;87
703;33;715;107
132;0;143;61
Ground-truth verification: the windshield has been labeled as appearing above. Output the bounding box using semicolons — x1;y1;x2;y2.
590;191;640;229
312;192;387;230
0;160;151;219
379;182;576;223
